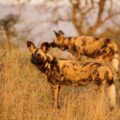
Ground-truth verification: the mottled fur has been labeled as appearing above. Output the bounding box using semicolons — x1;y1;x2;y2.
27;41;116;109
50;31;119;74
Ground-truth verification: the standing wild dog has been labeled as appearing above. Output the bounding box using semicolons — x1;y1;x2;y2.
50;31;119;76
27;41;116;109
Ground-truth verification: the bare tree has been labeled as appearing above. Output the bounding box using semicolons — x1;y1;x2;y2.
20;1;71;40
69;0;120;35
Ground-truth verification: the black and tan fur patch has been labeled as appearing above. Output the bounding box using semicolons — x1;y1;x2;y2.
27;41;116;109
51;31;118;61
50;30;119;75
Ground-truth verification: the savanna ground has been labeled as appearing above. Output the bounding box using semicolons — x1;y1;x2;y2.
0;47;120;120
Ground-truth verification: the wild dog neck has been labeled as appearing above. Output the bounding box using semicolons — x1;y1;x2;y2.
37;54;58;73
52;37;75;51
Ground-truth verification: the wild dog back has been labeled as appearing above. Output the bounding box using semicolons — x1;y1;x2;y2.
56;60;112;86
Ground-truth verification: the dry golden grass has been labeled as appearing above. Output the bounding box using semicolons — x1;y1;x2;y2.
0;49;120;120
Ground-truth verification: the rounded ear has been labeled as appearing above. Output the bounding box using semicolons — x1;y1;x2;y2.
58;30;64;36
27;41;36;53
40;42;50;53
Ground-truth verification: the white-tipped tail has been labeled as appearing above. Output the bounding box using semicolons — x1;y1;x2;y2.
107;84;116;108
112;42;119;73
112;53;119;73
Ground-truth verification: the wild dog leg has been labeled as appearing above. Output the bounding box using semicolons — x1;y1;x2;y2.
74;53;82;61
97;57;104;64
51;84;61;108
95;85;102;93
95;81;106;96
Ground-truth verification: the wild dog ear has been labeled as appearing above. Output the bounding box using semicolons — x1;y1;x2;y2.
53;30;59;37
53;30;64;37
40;42;50;53
27;41;36;53
58;30;64;36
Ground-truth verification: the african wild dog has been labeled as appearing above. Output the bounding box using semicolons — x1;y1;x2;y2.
27;41;116;109
50;30;119;76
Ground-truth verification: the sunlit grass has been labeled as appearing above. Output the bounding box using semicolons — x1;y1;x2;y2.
0;49;120;120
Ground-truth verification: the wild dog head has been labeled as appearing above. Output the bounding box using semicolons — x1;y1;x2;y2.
50;30;66;49
27;41;51;65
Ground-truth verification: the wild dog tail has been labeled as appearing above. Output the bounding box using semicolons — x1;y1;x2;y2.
107;78;116;109
112;42;119;73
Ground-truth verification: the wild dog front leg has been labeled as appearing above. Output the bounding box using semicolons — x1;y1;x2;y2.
97;57;104;63
51;84;61;108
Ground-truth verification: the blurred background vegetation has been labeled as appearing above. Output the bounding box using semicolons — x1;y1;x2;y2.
0;0;120;50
